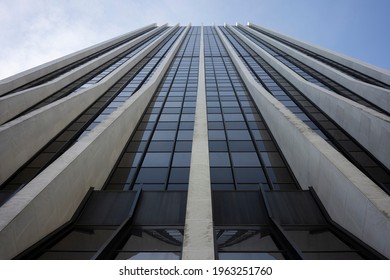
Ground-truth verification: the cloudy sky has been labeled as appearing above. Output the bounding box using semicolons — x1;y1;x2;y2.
1;0;389;79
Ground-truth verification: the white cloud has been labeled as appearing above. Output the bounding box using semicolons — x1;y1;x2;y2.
0;0;388;80
0;0;142;79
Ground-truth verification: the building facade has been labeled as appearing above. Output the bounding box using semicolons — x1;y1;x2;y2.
0;23;389;260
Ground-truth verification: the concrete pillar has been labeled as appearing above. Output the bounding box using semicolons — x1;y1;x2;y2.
182;25;215;260
0;24;157;95
0;25;177;186
0;24;191;260
216;25;390;259
227;25;390;169
248;22;390;86
0;25;168;124
237;23;390;113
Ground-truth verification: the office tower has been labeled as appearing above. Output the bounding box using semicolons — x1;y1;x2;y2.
0;23;389;260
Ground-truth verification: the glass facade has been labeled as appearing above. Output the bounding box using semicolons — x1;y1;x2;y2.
0;26;183;201
220;26;390;195
0;24;388;260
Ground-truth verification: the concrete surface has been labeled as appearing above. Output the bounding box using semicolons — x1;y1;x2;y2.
182;25;215;260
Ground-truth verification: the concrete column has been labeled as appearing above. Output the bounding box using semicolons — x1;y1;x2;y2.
0;25;168;125
248;22;390;86
0;24;157;95
216;26;390;259
227;25;390;169
0;25;177;186
182;26;215;260
237;23;390;113
0;24;191;260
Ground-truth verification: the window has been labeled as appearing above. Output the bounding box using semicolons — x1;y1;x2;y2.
142;153;171;167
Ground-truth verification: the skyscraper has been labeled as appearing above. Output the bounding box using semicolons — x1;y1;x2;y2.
0;23;389;260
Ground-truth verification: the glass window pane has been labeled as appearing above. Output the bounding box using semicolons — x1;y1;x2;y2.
136;168;168;184
175;141;193;151
210;167;234;183
172;152;191;167
234;167;266;183
226;130;251;140
156;122;178;130
210;152;231;167
231;152;261;167
142;153;171;167
169;168;190;183
159;114;180;122
208;122;225;129
148;141;174;152
224;122;247;129
152;131;176;141
209;141;228;152
177;130;193;141
223;114;245;121
228;141;256;151
208;114;223;121
208;130;226;140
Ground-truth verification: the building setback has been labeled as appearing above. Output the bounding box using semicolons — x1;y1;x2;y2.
0;23;389;260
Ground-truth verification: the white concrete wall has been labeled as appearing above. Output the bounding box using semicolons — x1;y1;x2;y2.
248;23;390;86
228;25;390;169
0;24;190;260
0;25;167;125
238;24;390;113
182;25;214;260
217;26;390;259
0;26;176;186
0;24;157;95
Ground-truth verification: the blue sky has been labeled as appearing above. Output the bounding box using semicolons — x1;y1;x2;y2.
1;0;389;79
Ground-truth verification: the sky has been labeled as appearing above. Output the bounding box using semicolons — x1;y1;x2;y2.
1;0;390;80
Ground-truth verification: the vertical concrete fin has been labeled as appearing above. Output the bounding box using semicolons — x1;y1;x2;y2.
236;23;390;113
227;24;390;169
248;23;390;86
182;25;215;260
